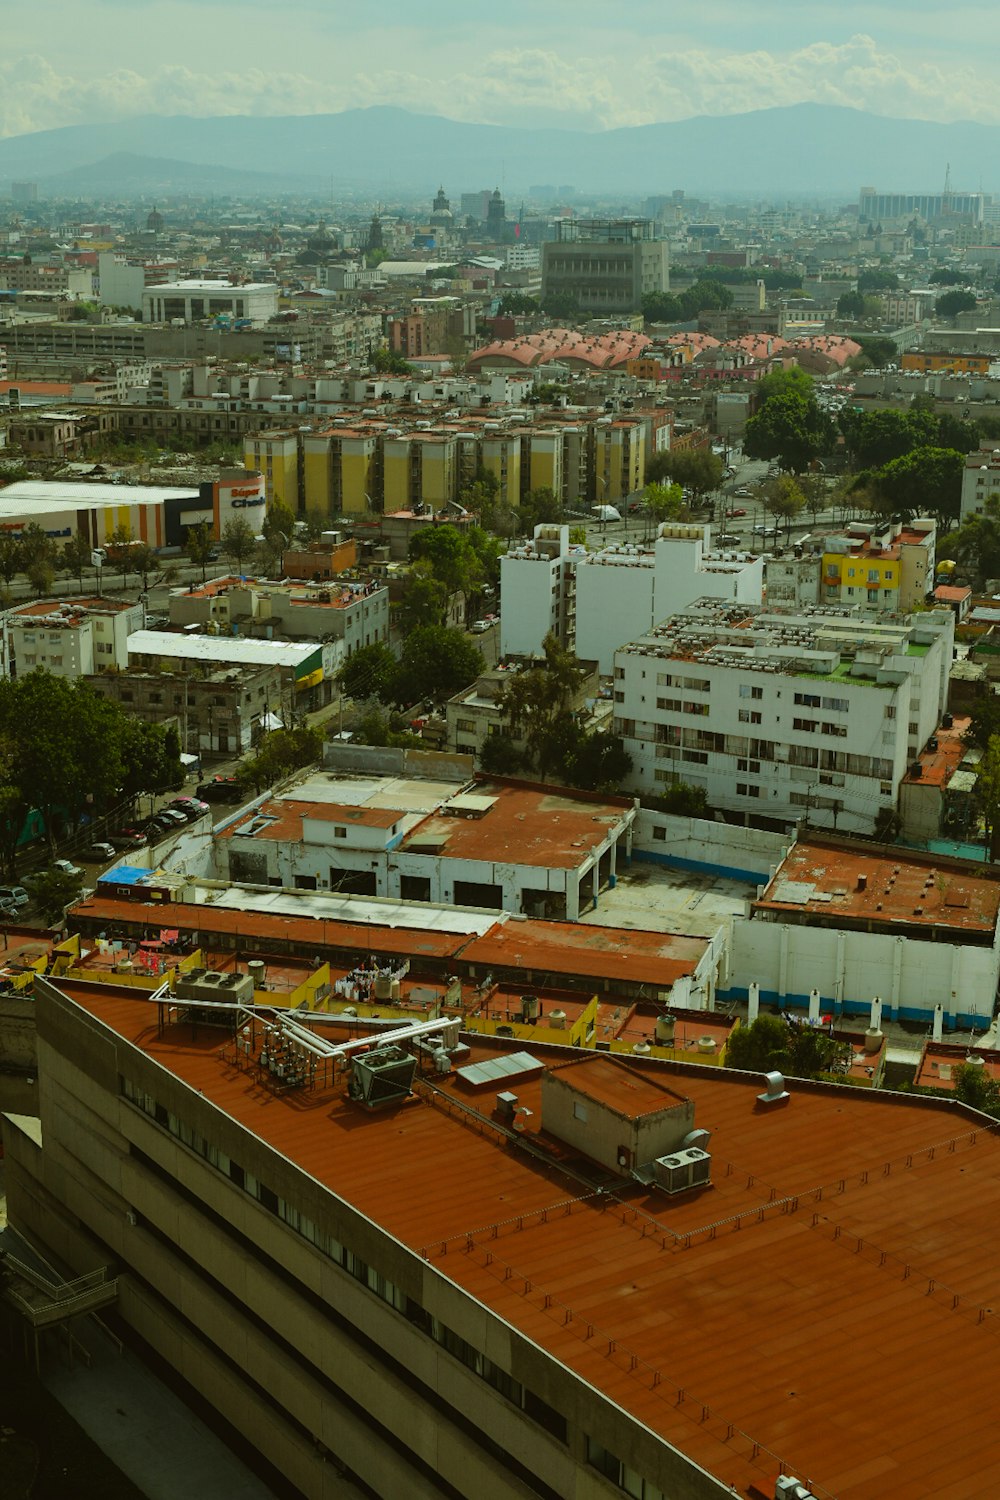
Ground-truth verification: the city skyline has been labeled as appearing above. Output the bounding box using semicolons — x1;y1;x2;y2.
3;1;1000;139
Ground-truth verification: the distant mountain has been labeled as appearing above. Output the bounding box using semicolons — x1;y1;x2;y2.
0;104;996;199
34;151;312;196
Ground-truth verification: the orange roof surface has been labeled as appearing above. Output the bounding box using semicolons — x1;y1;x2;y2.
916;1042;1000;1091
398;782;629;869
546;1052;689;1116
467;327;651;371
53;977;1000;1500
901;718;972;788
757;836;1000;935
460;919;704;985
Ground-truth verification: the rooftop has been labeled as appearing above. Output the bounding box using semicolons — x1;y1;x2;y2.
127;630;321;670
51;978;1000;1500
902;717;974;789
756;836;1000;936
0;479;198;512
396;780;633;870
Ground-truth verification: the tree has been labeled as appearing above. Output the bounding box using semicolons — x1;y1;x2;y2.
496;292;539;316
763;474;806;539
19;522;56;573
540;291;579;320
27;866;83;926
351;708;422;749
836;290;866;319
744;391;830;474
409;524;482;612
130;543;161;592
61;533;94;591
967;681;1000;749
221;517;258;573
850;335;898;369
519;486;564;532
336;642;399;704
857;269;899;292
647;449;724;506
875;446;964;528
936;290;977;319
937;411;980;455
185;522;215;584
372;347;415;375
394;626;483;706
105;523;139;589
239;725;322;793
848;408;937;470
496;634;585;769
975;736;1000;861
398;572;448;633
0;536;23;588
928;268;965;286
479;731;524;775
641;290;683;324
262;499;297;562
726;1014;841;1079
642;481;687;526
302;509;327;543
952;1062;1000;1116
25;558;55;597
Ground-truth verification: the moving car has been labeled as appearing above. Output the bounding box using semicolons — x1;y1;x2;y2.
197;777;243;804
725;507;747;518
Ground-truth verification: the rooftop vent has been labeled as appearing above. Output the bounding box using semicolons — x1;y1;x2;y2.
757;1070;789;1106
652;1146;711;1195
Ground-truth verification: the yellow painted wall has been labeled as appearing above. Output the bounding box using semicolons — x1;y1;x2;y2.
301;438;333;516
382;442;411;512
340;440;375;516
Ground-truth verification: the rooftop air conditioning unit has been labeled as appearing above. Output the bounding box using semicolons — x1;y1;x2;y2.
653;1153;695;1194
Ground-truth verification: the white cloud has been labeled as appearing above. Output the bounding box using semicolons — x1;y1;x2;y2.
0;34;996;140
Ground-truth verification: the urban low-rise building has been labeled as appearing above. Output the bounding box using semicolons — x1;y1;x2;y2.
6;596;143;679
86;663;282;759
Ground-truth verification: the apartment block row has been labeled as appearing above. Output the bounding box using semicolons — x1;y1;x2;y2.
765;517;936;613
244;409;654;516
613;599;955;836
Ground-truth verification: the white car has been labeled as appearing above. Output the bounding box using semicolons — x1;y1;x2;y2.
471;619;492;634
52;858;83;878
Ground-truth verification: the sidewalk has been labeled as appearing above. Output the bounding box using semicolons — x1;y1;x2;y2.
0;1160;277;1500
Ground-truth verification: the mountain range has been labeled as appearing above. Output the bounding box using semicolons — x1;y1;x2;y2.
0;104;995;200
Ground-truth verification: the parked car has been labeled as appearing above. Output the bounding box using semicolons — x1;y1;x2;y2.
169;797;210;819
197;777;242;804
110;829;147;851
470;619;491;633
52;858;83;879
716;532;741;547
86;842;118;862
0;884;30;909
753;523;782;537
0;895;21;919
733;487;751;498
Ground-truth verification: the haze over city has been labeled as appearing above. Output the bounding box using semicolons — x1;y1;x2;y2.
3;0;1000;136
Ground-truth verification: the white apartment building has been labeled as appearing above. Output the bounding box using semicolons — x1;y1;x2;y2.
960;443;1000;521
501;523;763;672
6;596;143;680
613;599;955;836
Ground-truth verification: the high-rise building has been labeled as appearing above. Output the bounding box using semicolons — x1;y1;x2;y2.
541;219;669;315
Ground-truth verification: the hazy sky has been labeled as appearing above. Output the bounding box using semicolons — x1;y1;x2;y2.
3;0;999;138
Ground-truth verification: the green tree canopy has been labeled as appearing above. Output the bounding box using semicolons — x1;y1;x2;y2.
61;533;94;590
185;521;215;584
221;517;258;572
936;289;977;319
850;335;898;369
975;735;1000;861
952;1061;1000;1116
744;391;831;474
928;267;966;286
875;445;964;528
397;572;448;633
239;725;323;794
642;481;688;524
726;1014;842;1079
336;642;399;704
857;269;899;292
646;448;723;500
394;626;483;706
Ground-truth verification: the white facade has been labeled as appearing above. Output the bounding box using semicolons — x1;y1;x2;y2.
7;598;143;680
613;600;955;836
141;281;279;326
97;252;147;313
501;523;763;672
727;911;1000;1031
961;444;1000;522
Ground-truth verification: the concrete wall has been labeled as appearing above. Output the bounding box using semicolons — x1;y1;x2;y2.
725;916;1000;1028
632;807;791;884
322;742;474;781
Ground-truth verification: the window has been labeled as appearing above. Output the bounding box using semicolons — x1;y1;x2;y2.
885;705;896;720
681;749;708;764
736;758;761;774
652;827;666;842
333;826;347;839
739;684;763;700
456;717;476;733
736;782;761;798
738;709;762;724
656;696;680;711
821;696;849;712
793;717;817;732
573;1100;588;1122
868;569;879;583
821;722;847;738
682;701;708;716
655;671;671;686
794;692;821;707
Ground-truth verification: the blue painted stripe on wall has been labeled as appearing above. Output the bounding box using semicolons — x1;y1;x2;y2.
633;848;766;886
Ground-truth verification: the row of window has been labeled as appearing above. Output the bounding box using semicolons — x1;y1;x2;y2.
120;1077;566;1445
791;718;848;738
794;692;850;712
